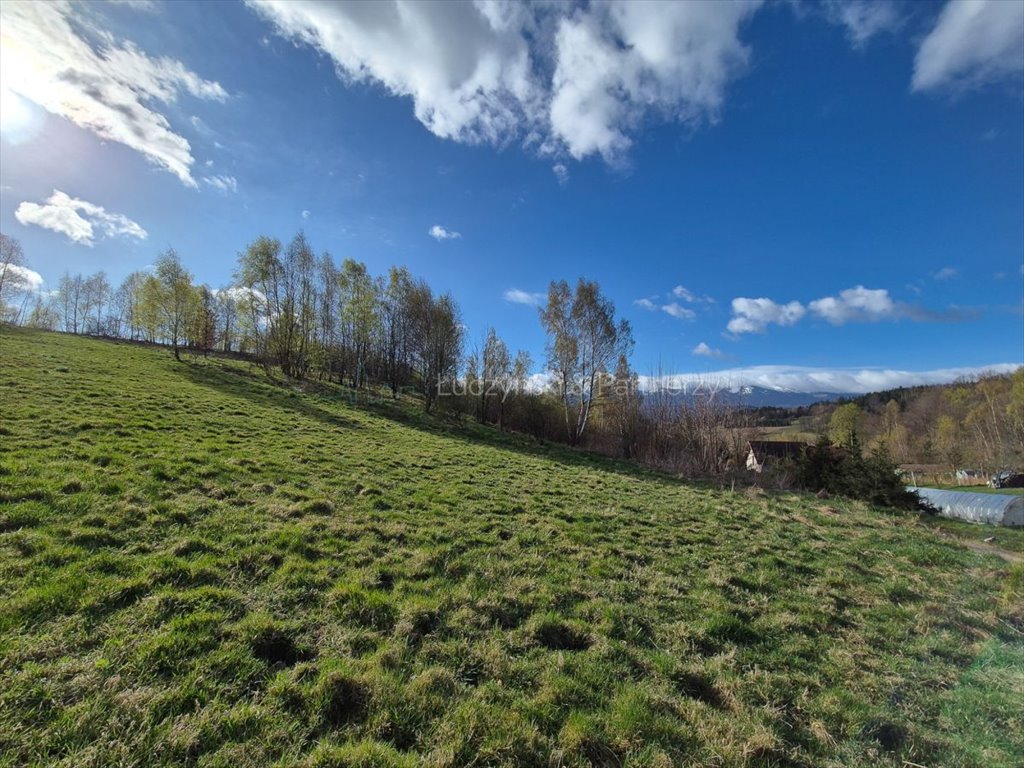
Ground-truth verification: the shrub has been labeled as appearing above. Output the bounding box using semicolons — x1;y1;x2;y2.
793;437;921;511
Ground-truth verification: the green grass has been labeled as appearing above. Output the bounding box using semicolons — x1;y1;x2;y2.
1;327;1022;767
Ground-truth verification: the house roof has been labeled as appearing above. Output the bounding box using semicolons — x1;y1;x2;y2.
898;464;950;473
747;441;807;461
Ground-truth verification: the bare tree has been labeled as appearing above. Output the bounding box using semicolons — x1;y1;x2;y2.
481;328;511;427
236;235;283;370
0;233;28;321
187;285;217;357
410;287;462;414
540;278;633;445
379;266;414;398
82;271;111;335
606;354;642;458
338;258;377;388
25;294;59;330
316;253;338;378
57;272;85;333
113;272;148;340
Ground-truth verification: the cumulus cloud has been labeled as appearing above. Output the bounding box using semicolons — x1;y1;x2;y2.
0;1;227;186
247;0;540;146
728;285;973;334
822;0;902;48
552;163;569;185
634;297;658;311
661;302;696;321
933;266;959;281
301;209;311;220
641;363;1021;395
214;285;268;308
727;297;806;334
1;263;44;292
14;190;147;246
202;174;238;193
550;1;762;160
808;285;973;324
248;0;762;163
913;0;1024;92
504;288;545;306
692;341;725;359
808;285;899;325
429;224;461;241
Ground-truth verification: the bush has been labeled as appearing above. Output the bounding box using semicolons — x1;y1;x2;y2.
793;437;921;511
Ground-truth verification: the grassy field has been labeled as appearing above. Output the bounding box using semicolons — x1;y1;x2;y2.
1;327;1022;768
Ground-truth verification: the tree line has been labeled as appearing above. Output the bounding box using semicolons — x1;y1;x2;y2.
825;374;1024;473
12;230;1013;484
1;230;676;461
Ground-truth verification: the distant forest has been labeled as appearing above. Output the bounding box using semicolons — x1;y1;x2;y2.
748;373;1024;474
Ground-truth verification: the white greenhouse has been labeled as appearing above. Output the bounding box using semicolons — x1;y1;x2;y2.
912;488;1024;527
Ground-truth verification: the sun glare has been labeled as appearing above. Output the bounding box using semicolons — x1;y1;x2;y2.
0;84;43;145
0;29;46;145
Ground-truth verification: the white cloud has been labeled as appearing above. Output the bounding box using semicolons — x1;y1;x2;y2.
107;0;159;11
633;297;658;311
661;302;696;321
248;0;540;147
641;363;1021;395
933;266;959;281
0;1;227;186
728;285;972;333
249;0;762;164
912;0;1024;92
504;288;545;306
672;285;697;302
1;263;44;292
301;209;311;220
808;285;898;325
692;341;725;359
552;163;569;185
822;0;902;48
550;1;761;160
202;174;238;193
429;224;461;241
14;190;147;246
671;284;714;303
727;296;806;334
214;285;268;308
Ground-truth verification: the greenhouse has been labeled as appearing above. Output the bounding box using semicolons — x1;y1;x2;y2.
912;487;1024;527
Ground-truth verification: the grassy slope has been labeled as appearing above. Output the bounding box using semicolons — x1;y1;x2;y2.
1;327;1021;768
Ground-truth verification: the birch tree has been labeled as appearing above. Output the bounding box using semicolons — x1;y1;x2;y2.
0;233;27;320
540;278;633;445
147;249;194;360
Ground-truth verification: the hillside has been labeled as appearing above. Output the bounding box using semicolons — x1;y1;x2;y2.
1;328;1021;767
746;371;1024;473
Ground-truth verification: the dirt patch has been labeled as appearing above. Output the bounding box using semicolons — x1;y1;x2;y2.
955;538;1023;564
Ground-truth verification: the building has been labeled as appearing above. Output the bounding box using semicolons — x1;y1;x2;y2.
745;440;806;473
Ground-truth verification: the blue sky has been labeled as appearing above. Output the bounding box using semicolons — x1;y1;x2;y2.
1;0;1022;392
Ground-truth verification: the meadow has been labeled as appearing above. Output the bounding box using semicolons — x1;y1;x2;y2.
0;327;1021;767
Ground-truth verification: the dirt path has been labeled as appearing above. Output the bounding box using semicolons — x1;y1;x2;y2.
953;537;1023;564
